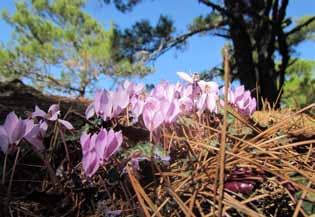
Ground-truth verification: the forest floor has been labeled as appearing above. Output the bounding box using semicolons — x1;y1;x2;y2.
0;80;314;217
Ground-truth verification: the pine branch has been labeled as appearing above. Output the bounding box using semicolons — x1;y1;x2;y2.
286;16;315;36
198;0;234;20
147;19;227;61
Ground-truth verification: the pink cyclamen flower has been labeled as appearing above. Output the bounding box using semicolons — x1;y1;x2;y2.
110;89;129;118
224;85;256;115
103;129;123;161
142;97;164;132
160;98;181;124
235;91;256;115
93;89;112;120
118;80;144;96
33;104;59;121
81;132;100;177
233;86;256;115
130;96;145;121
32;104;73;130
23;119;47;151
86;88;129;120
85;90;112;120
81;128;123;177
0;112;26;154
178;95;194;114
197;81;219;114
177;72;203;108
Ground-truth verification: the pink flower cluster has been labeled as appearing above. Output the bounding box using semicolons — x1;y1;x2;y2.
227;85;256;115
85;72;257;133
81;129;123;177
0;104;73;154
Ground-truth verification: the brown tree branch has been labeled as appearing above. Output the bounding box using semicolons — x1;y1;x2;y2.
147;19;227;61
286;16;315;36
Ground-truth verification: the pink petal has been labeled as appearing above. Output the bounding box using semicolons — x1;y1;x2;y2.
89;134;97;152
24;119;35;135
58;119;74;130
168;102;180;123
177;72;193;83
179;96;193;113
152;111;164;131
161;99;179;124
104;129;122;161
4;112;26;144
134;83;144;95
95;128;107;162
95;90;111;118
131;99;144;119
80;132;91;154
142;109;152;131
32;106;47;118
103;91;113;120
234;85;245;101
39;121;48;135
228;88;235;104
24;125;45;151
112;89;129;117
196;94;207;114
0;126;9;153
85;103;95;119
198;81;218;93
47;104;60;121
248;98;257;115
4;112;19;141
206;94;217;113
82;151;99;177
122;80;132;91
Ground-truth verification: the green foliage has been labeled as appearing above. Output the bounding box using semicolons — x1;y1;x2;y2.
282;59;315;108
188;11;223;34
103;0;143;13
124;142;169;160
0;45;19;81
112;15;176;63
288;16;315;46
1;0;152;95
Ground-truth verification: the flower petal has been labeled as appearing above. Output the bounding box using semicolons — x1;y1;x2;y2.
0;126;9;153
58;119;74;130
152;111;164;131
80;132;91;155
177;72;193;83
4;112;19;142
32;106;47;118
104;129;122;161
206;94;217;113
47;104;60;121
82;151;99;177
95;128;107;162
85;103;95;119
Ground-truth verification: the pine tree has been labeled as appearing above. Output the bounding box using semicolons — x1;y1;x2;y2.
1;0;152;96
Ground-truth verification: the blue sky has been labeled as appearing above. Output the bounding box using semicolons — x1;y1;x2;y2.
0;0;314;92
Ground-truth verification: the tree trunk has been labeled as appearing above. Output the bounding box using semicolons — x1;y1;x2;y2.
224;0;289;109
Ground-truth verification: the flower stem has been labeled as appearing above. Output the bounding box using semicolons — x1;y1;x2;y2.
7;146;21;197
58;124;72;171
2;151;8;185
126;106;130;126
150;131;153;143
